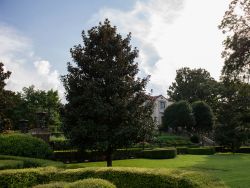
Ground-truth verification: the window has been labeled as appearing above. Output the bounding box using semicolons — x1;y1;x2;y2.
160;101;165;109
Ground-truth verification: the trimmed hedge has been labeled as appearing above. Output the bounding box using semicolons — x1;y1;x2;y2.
34;178;116;188
0;160;23;170
0;167;226;188
53;148;176;162
0;134;52;158
139;148;177;159
187;147;215;155
177;147;188;154
215;146;250;153
0;155;64;168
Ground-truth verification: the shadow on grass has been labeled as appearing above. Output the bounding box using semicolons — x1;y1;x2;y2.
188;153;250;188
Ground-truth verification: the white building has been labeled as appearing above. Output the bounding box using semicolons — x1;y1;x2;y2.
151;95;172;128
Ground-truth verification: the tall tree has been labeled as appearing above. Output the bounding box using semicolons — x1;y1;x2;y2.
0;62;15;131
191;101;215;134
61;19;154;167
215;79;250;151
162;100;195;132
219;0;250;81
167;67;219;112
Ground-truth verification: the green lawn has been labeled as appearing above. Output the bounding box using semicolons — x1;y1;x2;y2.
65;154;250;188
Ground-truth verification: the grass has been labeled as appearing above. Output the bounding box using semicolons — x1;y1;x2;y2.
65;154;250;188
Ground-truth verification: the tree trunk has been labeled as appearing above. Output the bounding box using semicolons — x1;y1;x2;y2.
106;147;113;167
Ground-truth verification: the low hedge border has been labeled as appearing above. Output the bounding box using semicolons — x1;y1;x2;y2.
0;167;226;188
0;155;64;168
215;146;250;153
187;147;215;155
34;178;116;188
53;148;177;162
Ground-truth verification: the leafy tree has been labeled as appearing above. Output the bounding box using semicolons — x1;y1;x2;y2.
215;79;250;151
18;86;62;130
61;19;154;166
167;67;219;112
219;0;250;81
163;100;195;132
191;101;215;134
0;62;14;132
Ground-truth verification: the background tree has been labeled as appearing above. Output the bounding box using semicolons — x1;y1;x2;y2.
18;86;62;131
162;100;195;132
61;19;154;167
219;0;250;81
191;101;215;135
215;79;250;151
167;67;219;113
0;62;15;132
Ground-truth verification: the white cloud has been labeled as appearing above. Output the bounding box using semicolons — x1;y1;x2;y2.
0;24;65;101
92;0;229;96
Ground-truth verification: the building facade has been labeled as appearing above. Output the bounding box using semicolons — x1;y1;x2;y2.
151;95;172;128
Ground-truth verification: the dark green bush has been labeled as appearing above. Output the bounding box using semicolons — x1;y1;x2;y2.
53;148;176;162
0;155;64;168
0;160;24;170
187;147;215;155
34;178;116;188
190;135;200;144
177;147;188;154
0;167;226;188
0;134;52;158
138;148;177;159
237;147;250;153
50;140;73;150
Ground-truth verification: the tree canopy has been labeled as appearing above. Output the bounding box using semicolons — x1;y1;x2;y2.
191;101;215;134
163;100;195;132
219;0;250;81
61;19;154;166
167;67;219;111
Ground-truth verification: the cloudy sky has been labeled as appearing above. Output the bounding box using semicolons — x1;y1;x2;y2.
0;0;229;101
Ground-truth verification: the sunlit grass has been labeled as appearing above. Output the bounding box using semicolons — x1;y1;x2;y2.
65;153;250;188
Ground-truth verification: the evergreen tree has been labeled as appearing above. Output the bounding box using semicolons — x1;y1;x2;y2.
61;19;154;166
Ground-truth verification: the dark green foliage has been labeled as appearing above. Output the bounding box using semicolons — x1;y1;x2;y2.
167;67;219;112
154;134;192;147
138;148;177;159
0;160;24;170
190;135;200;144
52;148;176;163
219;0;250;80
187;147;215;155
192;101;214;134
176;147;188;154
163;101;195;131
215;80;250;152
61;19;154;166
34;178;116;188
0;134;52;158
50;139;73;150
0;155;63;168
0;167;226;188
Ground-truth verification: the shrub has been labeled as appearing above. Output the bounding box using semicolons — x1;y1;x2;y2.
0;160;23;170
154;134;192;147
138;148;177;159
0;155;64;168
0;167;226;188
177;147;188;154
34;178;116;188
190;135;200;144
237;147;250;153
0;134;52;158
187;147;215;155
53;148;176;162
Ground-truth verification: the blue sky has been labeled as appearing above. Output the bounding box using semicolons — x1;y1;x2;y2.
0;0;229;101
